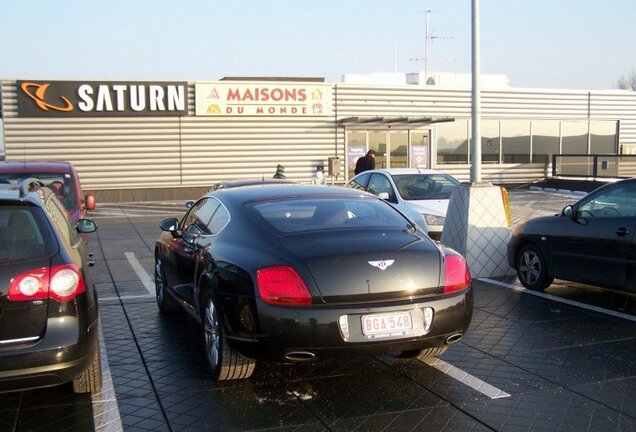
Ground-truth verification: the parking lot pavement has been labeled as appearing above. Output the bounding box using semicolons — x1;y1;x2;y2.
1;190;635;431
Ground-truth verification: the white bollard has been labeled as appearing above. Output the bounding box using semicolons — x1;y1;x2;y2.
441;183;515;278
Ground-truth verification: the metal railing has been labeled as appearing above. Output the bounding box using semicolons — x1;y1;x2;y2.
552;154;636;179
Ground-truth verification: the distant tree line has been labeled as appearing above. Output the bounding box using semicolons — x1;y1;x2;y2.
617;71;636;90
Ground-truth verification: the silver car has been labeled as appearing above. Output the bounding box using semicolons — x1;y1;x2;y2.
346;168;460;240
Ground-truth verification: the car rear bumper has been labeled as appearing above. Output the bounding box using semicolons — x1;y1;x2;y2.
0;317;98;393
228;288;473;362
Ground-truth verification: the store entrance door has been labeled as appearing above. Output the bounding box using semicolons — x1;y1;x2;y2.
346;129;430;179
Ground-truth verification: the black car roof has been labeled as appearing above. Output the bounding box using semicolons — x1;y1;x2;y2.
212;178;295;190
209;184;370;205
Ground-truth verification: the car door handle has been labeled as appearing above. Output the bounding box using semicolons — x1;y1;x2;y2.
616;227;630;237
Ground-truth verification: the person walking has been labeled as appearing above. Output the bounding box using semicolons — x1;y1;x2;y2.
311;165;326;185
354;149;376;175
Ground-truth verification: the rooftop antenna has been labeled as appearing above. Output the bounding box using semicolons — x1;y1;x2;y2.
409;10;453;82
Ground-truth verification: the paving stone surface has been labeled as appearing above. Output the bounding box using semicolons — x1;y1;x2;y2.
1;191;635;431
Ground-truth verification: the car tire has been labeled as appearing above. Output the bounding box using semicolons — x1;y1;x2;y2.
72;341;103;393
202;291;255;380
399;346;447;359
155;255;179;313
516;244;554;291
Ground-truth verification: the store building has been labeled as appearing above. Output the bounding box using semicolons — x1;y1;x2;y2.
1;76;635;201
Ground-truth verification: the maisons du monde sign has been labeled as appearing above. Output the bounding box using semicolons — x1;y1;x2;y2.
195;82;333;116
17;81;188;117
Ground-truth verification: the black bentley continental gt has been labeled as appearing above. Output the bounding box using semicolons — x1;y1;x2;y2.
155;185;473;380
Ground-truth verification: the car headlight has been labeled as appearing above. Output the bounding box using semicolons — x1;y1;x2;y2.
422;214;445;226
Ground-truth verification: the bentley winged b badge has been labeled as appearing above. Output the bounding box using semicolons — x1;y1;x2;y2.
368;260;395;271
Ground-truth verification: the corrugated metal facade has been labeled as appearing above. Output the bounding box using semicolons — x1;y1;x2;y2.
1;81;340;190
336;84;636;184
2;80;636;192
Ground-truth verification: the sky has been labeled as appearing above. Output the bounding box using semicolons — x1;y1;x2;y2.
1;0;635;90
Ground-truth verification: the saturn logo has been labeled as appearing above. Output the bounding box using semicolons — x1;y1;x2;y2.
21;82;73;112
368;260;395;271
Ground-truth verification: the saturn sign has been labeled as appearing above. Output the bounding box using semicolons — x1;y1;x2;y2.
17;80;188;117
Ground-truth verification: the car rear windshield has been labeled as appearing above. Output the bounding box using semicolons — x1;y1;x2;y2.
0;173;77;209
248;197;411;233
0;206;56;265
393;174;460;200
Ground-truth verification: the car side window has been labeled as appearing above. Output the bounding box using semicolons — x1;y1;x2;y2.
207;203;231;235
46;193;79;246
367;174;397;203
576;184;636;218
347;172;371;191
181;198;220;235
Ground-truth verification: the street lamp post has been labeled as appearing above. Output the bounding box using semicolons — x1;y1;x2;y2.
440;0;514;279
471;0;481;183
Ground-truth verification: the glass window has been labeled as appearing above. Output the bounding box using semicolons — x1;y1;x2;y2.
0;173;78;209
367;173;397;203
0;207;53;263
392;174;460;200
369;131;387;169
532;120;560;163
590;121;617;154
46;194;78;246
481;120;500;163
347;131;366;178
347;172;371;191
562;121;588;154
576;183;636;218
502;120;530;163
389;132;408;168
410;131;429;168
436;120;468;164
208;204;230;235
248;198;409;233
181;198;218;235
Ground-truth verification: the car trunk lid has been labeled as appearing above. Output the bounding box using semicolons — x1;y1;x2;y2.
279;229;442;304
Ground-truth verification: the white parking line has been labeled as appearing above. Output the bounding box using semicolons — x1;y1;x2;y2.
479;278;636;323
125;252;155;296
92;318;124;432
99;294;155;303
420;357;511;399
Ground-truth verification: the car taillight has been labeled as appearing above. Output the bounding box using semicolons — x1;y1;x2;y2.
8;267;49;301
50;264;85;301
444;255;471;294
256;266;312;305
8;264;85;302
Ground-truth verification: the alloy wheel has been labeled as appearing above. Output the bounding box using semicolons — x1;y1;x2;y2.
155;258;165;304
519;250;541;285
204;299;220;370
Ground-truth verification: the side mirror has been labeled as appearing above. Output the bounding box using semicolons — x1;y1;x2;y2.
85;194;96;211
160;218;180;232
76;219;97;234
562;205;573;218
377;192;390;200
185;201;195;209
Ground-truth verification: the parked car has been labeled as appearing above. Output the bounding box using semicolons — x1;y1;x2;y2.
508;178;636;292
155;184;473;380
0;161;96;224
0;179;101;393
346;168;460;240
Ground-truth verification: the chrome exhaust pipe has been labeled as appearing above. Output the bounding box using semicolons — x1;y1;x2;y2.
285;351;316;362
445;333;463;345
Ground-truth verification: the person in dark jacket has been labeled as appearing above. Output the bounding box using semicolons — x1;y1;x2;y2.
273;164;286;179
354;149;376;175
